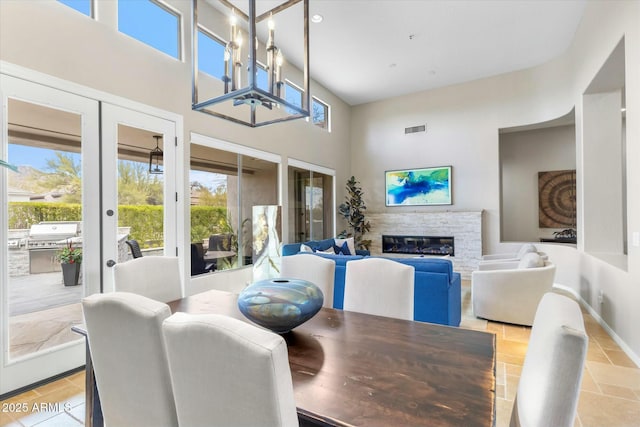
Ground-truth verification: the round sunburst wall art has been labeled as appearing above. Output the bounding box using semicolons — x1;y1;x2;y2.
538;169;576;228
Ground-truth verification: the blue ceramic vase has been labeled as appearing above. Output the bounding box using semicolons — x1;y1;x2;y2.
238;278;324;333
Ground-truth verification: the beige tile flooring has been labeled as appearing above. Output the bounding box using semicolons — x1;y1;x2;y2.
2;281;639;426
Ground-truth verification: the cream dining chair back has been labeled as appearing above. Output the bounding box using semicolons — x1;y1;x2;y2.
81;292;178;427
162;313;299;427
280;254;336;308
344;257;414;320
113;256;182;303
510;292;588;427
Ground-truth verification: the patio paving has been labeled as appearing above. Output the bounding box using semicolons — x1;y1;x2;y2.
9;271;83;316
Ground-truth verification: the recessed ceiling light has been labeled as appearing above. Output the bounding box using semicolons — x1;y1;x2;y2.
311;14;323;23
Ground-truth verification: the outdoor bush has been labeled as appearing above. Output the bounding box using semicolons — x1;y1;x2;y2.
9;202;230;249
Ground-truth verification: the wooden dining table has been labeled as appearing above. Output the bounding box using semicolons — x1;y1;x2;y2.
76;288;496;427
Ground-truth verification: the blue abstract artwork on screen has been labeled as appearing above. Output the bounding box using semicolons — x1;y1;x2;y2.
386;166;452;206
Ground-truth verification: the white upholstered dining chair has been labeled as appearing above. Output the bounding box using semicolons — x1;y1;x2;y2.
343;257;414;320
162;313;299;427
113;255;182;303
81;292;178;427
510;292;588;427
280;254;336;308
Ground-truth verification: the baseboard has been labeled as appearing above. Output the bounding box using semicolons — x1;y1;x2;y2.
553;284;640;368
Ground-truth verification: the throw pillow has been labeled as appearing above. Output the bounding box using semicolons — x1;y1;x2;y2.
333;241;351;255
518;252;544;269
299;243;314;253
316;247;336;254
334;237;356;256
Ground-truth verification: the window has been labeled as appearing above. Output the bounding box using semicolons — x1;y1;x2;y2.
256;63;268;91
189;135;280;277
58;0;92;17
197;28;226;80
288;163;334;242
284;81;303;114
312;97;330;130
118;0;181;59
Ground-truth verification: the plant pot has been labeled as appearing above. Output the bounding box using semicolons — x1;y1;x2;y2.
61;262;81;287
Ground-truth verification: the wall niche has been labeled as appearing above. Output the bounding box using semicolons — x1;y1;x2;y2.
499;110;576;244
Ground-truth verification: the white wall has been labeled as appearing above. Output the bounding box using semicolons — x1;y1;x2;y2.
0;0;353;240
350;1;640;364
500;124;576;242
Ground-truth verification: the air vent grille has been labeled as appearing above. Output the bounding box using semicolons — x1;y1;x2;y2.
405;124;426;134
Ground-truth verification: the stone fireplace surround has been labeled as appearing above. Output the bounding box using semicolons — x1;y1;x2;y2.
367;211;482;279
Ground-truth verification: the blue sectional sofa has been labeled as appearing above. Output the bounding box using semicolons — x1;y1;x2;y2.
281;240;461;327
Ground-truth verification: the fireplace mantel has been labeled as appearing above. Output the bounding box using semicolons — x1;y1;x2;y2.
367;211;482;279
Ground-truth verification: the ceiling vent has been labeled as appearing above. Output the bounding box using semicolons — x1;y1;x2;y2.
405;124;426;134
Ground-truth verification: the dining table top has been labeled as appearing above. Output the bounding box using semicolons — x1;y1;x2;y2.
168;289;496;427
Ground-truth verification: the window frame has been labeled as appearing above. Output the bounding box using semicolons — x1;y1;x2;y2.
117;0;183;60
196;25;228;81
311;96;331;131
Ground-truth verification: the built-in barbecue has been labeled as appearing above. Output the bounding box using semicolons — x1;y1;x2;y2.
27;221;80;274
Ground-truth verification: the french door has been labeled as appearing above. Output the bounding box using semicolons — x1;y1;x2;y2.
1;76;179;395
0;75;100;394
100;103;177;293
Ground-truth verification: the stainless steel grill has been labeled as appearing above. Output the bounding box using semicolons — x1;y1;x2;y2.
27;221;80;273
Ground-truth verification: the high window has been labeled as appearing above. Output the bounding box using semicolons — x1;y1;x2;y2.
284;81;303;115
118;0;181;59
312;97;330;130
58;0;92;17
197;28;226;80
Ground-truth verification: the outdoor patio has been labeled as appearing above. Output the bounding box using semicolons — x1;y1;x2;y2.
8;271;83;359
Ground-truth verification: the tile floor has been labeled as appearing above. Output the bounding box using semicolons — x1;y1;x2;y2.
1;281;639;426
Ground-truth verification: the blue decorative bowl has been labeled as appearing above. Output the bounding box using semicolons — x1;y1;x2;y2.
238;278;324;333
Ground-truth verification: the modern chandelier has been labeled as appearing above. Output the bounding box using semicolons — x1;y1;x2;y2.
192;0;310;127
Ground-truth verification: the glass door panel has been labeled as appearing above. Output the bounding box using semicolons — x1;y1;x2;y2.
101;104;176;294
1;75;100;394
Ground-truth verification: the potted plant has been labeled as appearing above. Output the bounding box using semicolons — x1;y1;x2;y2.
57;240;82;286
338;176;372;250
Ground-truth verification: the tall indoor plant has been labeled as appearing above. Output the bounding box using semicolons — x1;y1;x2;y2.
57;240;82;286
338;176;371;250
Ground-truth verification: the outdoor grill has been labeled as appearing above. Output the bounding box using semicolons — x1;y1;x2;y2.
27;221;80;274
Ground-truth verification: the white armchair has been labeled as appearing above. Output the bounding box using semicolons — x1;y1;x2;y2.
510;292;588;427
480;243;545;263
280;254;335;308
472;253;555;326
113;256;182;303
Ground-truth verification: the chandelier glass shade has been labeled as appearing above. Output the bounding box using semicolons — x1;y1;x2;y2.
192;0;310;127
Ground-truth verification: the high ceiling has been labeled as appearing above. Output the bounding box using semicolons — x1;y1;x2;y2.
305;0;587;105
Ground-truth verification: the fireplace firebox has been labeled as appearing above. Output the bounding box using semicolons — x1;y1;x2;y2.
382;235;454;256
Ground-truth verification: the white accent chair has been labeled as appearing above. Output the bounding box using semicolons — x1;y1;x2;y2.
510;292;588;427
81;292;178;427
113;256;182;303
162;313;299;427
280;254;336;308
344;257;414;320
480;243;544;263
472;253;556;326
